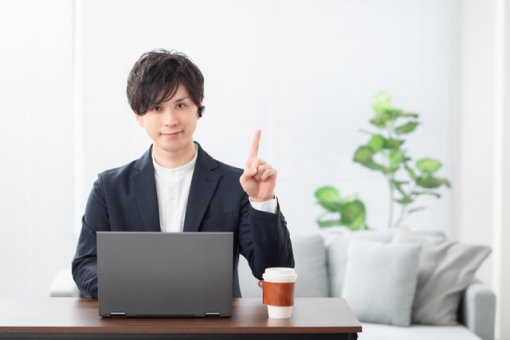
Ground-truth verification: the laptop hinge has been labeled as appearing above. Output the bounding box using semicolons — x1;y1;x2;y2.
205;312;221;317
110;311;126;317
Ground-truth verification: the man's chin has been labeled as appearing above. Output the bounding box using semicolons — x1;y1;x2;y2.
156;141;192;154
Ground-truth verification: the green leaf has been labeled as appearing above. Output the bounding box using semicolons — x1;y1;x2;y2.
373;92;392;116
388;149;406;166
339;200;366;225
384;109;402;121
391;180;408;197
416;158;443;174
363;160;398;174
408;207;426;214
315;186;340;202
398;112;419;118
395;122;419;135
317;219;343;228
353;146;375;163
396;196;413;205
391;180;413;205
384;139;405;149
367;134;386;152
416;176;451;189
349;212;367;231
404;164;417;181
392;180;409;185
370;115;389;128
315;186;341;211
411;191;441;198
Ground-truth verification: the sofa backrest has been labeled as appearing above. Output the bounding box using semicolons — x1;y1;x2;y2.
238;228;446;299
238;234;329;298
327;229;395;297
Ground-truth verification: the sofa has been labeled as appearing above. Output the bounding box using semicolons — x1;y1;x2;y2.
50;229;495;340
238;228;495;340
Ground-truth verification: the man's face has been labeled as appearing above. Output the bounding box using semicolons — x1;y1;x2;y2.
135;84;201;157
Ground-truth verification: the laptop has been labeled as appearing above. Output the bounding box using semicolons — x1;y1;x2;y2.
97;232;233;317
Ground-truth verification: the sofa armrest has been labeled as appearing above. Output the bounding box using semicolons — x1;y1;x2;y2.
49;268;81;297
458;281;496;340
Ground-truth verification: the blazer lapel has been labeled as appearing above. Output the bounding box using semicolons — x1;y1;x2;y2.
131;147;161;232
183;144;220;232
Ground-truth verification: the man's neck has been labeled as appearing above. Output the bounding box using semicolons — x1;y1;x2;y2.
152;143;197;169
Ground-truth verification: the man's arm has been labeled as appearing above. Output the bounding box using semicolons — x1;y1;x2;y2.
238;130;294;278
72;175;109;298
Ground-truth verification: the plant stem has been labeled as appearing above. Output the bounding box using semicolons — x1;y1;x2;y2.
388;173;394;228
387;122;395;228
394;183;416;228
395;203;406;228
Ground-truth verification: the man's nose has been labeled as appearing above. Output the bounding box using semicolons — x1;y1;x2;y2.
162;109;178;126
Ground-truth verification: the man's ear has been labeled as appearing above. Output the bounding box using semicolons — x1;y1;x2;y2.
134;112;145;127
198;98;204;119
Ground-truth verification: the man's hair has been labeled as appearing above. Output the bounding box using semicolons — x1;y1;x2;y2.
127;49;204;116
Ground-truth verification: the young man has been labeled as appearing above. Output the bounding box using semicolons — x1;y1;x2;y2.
72;49;294;298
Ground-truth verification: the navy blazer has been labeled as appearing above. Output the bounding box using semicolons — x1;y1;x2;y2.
72;143;294;298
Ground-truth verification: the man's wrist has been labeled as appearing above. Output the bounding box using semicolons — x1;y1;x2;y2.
249;196;277;214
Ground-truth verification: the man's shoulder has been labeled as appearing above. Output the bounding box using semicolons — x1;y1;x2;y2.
99;160;138;179
197;145;243;177
212;159;243;176
97;148;151;183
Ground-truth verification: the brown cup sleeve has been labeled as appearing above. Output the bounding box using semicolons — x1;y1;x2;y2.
260;281;295;306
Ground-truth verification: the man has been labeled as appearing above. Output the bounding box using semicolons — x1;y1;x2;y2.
72;49;294;299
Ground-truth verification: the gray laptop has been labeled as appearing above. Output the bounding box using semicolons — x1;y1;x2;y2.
97;232;233;317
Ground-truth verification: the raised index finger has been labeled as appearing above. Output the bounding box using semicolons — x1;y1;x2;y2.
249;129;261;159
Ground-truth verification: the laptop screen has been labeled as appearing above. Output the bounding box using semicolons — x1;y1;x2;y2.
97;232;233;317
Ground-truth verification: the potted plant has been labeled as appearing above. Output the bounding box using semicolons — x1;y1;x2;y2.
315;93;450;230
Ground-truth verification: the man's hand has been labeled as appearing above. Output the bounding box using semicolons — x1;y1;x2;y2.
240;130;277;202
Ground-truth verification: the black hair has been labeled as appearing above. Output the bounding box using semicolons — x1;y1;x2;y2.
127;49;204;116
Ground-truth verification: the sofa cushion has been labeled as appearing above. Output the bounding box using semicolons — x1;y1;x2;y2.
342;240;421;327
392;226;491;325
327;229;395;297
238;234;328;298
359;322;482;340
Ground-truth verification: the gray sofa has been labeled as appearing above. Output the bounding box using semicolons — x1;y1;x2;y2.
238;229;495;340
50;229;495;340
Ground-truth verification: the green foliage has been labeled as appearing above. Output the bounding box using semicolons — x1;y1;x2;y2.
395;122;419;135
353;146;374;163
416;158;442;174
315;92;451;229
384;139;405;149
315;187;368;231
367;134;386;152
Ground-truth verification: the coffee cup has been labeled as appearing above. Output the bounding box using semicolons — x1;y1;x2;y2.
258;267;297;318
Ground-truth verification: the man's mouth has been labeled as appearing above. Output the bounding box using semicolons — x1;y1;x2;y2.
161;131;182;137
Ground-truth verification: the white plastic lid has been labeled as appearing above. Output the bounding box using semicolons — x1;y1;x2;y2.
262;267;298;282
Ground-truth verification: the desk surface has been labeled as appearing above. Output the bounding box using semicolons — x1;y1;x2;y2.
0;297;361;335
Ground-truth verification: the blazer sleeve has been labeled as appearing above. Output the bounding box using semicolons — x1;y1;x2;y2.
72;174;109;298
238;194;295;280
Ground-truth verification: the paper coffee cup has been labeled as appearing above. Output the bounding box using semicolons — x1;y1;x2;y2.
259;268;297;319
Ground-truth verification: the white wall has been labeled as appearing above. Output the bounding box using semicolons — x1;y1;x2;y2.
0;0;464;308
456;0;510;338
0;0;74;297
75;0;455;238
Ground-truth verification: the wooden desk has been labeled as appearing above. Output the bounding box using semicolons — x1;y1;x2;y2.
0;297;361;339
